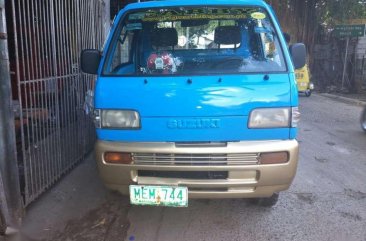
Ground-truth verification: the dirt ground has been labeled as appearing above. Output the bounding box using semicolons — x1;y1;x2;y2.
6;193;130;241
49;193;130;241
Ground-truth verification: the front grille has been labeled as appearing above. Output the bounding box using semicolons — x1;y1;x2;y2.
132;153;259;166
138;171;228;179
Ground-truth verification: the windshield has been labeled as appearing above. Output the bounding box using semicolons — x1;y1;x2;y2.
103;7;287;76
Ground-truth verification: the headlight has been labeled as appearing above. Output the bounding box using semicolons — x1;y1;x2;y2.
94;109;140;129
309;83;315;90
249;108;290;128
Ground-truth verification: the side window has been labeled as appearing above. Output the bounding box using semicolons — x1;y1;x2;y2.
110;27;134;72
258;21;283;66
250;19;284;68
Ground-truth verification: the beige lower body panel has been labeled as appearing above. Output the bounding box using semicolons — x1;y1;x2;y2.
95;140;299;199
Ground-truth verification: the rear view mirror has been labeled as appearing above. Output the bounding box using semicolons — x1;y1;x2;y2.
289;43;306;69
81;49;101;75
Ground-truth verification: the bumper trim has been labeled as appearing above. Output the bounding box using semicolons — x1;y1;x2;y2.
95;139;299;198
137;176;258;188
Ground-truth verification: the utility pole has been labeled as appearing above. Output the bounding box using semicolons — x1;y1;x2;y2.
0;0;23;233
341;37;349;90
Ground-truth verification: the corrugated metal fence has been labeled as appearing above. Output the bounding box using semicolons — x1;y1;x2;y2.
9;0;108;206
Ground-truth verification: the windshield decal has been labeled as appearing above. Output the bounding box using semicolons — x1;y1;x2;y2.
140;8;260;22
251;12;266;20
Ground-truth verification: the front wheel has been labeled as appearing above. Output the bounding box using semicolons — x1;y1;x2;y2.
249;193;279;207
305;89;312;97
361;107;366;132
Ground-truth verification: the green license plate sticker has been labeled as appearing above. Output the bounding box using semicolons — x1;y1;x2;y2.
129;185;188;207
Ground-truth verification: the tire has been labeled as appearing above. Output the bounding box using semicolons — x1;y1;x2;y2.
305;89;312;97
249;193;279;207
361;107;366;132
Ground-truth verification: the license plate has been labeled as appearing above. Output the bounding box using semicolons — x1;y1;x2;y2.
129;185;188;207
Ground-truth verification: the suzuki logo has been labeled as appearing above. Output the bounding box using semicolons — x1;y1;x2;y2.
167;119;221;129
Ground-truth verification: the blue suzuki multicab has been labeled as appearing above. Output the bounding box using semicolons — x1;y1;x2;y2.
81;0;306;207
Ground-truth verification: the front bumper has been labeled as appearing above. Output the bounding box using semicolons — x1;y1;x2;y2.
95;140;299;199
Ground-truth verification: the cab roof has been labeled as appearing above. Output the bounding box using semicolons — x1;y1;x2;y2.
123;0;269;11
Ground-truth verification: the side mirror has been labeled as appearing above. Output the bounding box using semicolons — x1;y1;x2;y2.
289;43;306;69
81;49;101;75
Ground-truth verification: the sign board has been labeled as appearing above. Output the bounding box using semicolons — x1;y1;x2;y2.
334;24;366;38
347;19;366;25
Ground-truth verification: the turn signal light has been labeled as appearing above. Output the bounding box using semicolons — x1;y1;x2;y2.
104;152;133;164
259;152;289;165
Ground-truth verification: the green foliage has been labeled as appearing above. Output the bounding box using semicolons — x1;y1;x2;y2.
265;0;365;46
320;0;366;26
266;0;366;28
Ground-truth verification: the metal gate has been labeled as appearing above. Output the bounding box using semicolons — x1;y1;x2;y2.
8;0;109;206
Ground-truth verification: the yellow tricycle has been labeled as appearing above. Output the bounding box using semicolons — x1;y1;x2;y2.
295;64;314;97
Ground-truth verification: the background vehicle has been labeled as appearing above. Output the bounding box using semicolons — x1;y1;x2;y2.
361;107;366;132
296;64;314;97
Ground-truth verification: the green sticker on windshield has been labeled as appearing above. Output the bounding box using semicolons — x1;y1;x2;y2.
129;13;145;20
251;12;266;20
126;23;142;31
